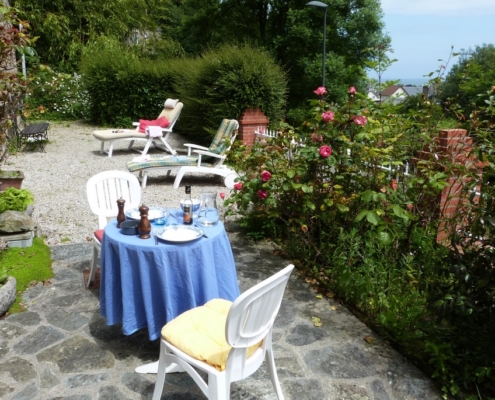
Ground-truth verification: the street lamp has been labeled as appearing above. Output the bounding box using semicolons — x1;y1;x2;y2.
306;1;328;88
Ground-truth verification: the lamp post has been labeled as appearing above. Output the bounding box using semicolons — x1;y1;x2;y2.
306;1;328;88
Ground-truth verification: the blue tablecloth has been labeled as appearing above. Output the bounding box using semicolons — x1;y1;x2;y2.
100;210;240;341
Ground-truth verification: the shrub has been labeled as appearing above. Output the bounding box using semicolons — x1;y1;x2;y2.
225;86;495;398
24;65;90;120
173;43;288;143
80;39;288;144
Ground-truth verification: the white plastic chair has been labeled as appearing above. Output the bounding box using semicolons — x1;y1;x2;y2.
85;170;142;288
126;119;239;189
93;99;183;157
152;264;295;400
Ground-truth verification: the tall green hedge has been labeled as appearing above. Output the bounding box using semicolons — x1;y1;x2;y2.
80;40;287;143
80;38;177;127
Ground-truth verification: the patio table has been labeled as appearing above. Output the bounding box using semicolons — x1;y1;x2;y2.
99;210;240;341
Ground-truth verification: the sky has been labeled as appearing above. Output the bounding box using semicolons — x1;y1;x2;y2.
378;0;494;83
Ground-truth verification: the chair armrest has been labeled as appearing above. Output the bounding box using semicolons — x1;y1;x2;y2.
194;149;224;159
184;143;209;156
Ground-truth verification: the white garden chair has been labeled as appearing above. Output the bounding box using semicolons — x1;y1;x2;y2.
85;170;141;288
151;264;295;400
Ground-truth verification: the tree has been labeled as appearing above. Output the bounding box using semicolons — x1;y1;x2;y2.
439;44;495;118
12;0;178;71
177;0;386;114
0;4;35;162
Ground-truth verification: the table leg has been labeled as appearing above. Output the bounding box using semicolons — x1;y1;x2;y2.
134;361;185;374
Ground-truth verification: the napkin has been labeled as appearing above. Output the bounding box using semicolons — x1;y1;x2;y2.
146;126;163;137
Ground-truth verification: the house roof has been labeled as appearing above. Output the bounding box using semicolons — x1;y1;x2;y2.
402;86;422;96
381;85;402;96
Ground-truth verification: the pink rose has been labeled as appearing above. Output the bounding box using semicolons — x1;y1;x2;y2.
321;111;334;123
390;179;398;190
233;182;243;190
261;170;272;182
219;192;225;199
352;115;367;125
319;145;332;158
349;86;356;94
257;190;268;200
314;86;327;96
311;132;323;142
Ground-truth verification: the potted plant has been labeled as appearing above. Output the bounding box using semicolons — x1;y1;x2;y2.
0;187;34;212
0;169;25;190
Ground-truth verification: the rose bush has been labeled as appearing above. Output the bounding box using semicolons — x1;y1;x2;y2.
225;84;495;397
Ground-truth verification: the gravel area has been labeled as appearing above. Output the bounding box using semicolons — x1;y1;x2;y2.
4;120;233;246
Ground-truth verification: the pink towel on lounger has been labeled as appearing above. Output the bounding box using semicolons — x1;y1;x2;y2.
138;116;170;133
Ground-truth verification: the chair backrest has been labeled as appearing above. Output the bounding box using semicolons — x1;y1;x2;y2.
158;100;184;131
225;264;294;349
208;119;239;155
86;170;142;229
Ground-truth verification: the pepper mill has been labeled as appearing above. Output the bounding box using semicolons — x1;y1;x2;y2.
116;197;126;228
138;204;151;239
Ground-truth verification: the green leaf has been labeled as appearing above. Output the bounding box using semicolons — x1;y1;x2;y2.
355;210;368;222
391;204;409;220
366;211;380;225
286;170;295;178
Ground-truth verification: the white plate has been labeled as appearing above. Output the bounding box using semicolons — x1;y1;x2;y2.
125;206;166;221
157;226;204;243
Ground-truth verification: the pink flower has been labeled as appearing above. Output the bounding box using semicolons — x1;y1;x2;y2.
321;111;334;123
349;86;356;94
311;132;323;142
390;179;398;190
257;190;268;200
314;86;327;96
261;170;272;182
319;145;332;158
219;192;225;199
233;182;243;190
352;115;367;125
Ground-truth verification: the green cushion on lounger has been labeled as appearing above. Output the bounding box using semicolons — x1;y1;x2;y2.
126;155;213;172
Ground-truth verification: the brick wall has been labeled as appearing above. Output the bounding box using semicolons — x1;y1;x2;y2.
238;108;269;147
416;129;485;242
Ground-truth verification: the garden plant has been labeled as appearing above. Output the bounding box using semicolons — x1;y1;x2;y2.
225;85;495;399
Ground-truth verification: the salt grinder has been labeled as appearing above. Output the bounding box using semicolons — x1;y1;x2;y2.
138;204;151;239
116;197;126;228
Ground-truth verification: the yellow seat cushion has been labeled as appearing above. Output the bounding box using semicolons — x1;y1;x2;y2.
161;299;261;371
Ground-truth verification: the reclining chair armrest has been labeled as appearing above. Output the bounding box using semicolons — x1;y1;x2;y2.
184;143;209;156
193;149;226;166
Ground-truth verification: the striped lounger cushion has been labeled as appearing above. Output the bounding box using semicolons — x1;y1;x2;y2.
126;155;213;172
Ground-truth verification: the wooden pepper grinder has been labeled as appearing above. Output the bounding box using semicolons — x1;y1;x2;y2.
138;204;151;239
116;197;126;228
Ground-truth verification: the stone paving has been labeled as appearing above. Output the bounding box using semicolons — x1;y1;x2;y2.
0;223;443;400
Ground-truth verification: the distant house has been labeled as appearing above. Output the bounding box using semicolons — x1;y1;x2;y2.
402;85;423;97
381;85;407;104
367;86;380;102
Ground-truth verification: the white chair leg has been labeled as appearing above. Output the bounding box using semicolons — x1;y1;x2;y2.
108;141;115;157
152;341;168;400
208;373;230;400
173;167;188;189
265;348;284;400
141;172;148;189
157;136;177;155
87;243;99;288
141;138;153;156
